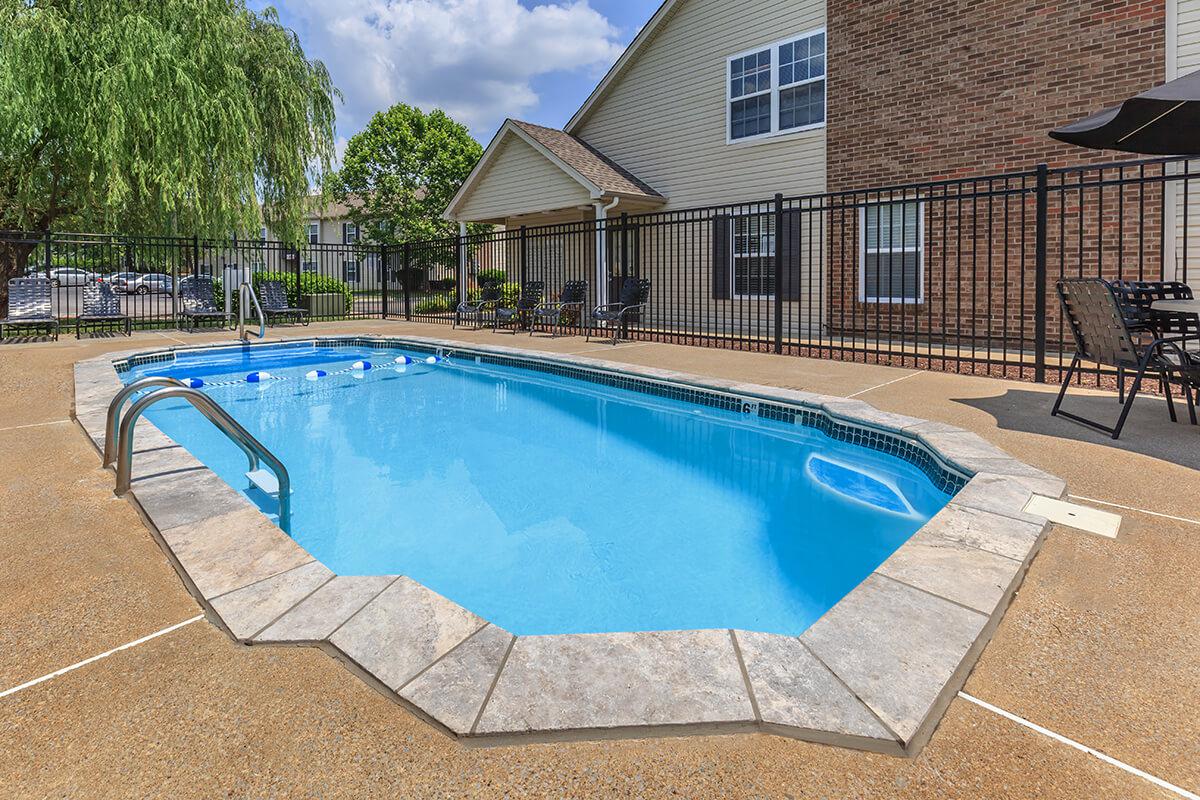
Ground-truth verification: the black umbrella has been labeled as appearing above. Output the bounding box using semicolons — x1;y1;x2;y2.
1049;70;1200;155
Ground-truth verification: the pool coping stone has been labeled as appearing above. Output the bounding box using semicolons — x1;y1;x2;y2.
72;333;1062;757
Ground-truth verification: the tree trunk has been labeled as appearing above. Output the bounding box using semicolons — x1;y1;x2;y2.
0;238;39;312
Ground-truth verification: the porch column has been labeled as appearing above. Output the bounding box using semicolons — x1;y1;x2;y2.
593;198;619;308
458;221;468;305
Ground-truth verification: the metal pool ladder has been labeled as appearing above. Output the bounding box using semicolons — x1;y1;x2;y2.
105;379;291;532
238;280;266;341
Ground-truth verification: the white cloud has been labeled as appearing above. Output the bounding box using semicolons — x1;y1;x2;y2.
283;0;625;143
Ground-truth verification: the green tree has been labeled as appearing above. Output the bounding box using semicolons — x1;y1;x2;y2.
324;104;483;244
0;0;338;304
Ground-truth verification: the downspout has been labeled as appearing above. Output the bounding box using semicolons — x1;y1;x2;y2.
594;197;620;308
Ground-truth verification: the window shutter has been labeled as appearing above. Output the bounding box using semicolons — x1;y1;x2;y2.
779;209;803;301
712;215;731;299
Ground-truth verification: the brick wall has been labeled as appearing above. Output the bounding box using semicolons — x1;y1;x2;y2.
822;0;1168;365
826;0;1165;187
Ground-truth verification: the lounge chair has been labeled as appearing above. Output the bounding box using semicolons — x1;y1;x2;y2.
1;277;59;340
178;275;227;332
455;280;503;329
1052;278;1200;439
493;281;545;333
530;280;588;338
587;277;651;345
75;280;131;338
259;280;308;326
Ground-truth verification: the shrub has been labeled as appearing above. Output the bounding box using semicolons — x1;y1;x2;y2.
413;293;456;314
476;268;508;285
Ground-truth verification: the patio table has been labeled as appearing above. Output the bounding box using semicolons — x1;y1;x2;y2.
1151;298;1200;315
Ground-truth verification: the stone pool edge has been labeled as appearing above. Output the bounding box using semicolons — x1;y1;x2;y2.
71;334;1064;757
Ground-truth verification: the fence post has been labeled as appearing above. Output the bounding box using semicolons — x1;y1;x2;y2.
192;235;200;281
43;229;51;276
402;240;412;321
380;243;389;319
1033;163;1049;383
519;225;528;286
773;192;784;354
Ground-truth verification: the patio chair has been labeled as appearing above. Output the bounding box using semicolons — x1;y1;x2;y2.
258;280;308;326
75;280;131;338
493;280;545;333
178;275;227;332
1052;278;1200;439
530;280;588;338
1110;280;1198;402
455;279;504;329
1;277;59;340
586;277;651;345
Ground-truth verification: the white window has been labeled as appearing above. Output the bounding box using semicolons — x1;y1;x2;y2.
731;213;775;297
343;260;359;282
727;29;826;143
859;201;924;304
259;226;268;241
342;222;358;244
307;222;320;245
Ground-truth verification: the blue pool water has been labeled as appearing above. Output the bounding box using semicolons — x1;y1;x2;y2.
124;342;952;636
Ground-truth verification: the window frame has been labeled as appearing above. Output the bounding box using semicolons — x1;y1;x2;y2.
342;222;358;244
306;222;320;245
726;27;827;146
343;259;360;283
857;200;925;305
729;209;776;300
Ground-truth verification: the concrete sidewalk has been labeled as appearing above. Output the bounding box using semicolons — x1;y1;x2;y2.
1;320;1196;798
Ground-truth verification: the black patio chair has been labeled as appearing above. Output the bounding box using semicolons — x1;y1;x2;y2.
455;279;504;329
493;280;544;333
75;280;131;338
178;275;227;332
587;277;651;345
1;277;59;340
1052;278;1200;439
258;280;308;326
530;280;588;338
1110;280;1198;403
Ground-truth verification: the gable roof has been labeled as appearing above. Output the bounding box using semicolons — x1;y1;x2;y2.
509;121;661;199
444;119;663;219
565;0;682;133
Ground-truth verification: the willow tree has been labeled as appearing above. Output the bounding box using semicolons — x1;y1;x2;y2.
0;0;338;304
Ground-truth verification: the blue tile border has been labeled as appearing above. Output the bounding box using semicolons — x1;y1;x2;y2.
111;335;969;495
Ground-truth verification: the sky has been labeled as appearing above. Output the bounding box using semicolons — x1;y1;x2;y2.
256;0;661;158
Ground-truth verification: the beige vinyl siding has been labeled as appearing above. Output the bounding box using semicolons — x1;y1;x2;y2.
572;0;826;211
456;135;594;222
1173;0;1200;280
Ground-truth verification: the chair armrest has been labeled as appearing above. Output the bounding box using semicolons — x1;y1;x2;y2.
592;302;623;315
617;302;648;319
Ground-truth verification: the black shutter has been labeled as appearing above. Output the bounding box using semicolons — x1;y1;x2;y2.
712;214;731;299
779;209;803;301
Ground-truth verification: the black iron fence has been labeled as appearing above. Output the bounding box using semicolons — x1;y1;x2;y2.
3;156;1197;386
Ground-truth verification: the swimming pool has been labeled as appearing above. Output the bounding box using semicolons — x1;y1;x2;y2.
123;341;955;637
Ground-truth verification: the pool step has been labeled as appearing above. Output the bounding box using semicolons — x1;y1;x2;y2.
246;468;280;496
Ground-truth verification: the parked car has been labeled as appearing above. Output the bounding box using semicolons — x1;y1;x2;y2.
48;267;100;287
123;273;174;295
107;271;141;292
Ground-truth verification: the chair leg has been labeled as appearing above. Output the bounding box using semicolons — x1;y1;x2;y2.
1163;375;1178;423
1051;355;1080;418
1112;364;1150;440
1117;366;1125;403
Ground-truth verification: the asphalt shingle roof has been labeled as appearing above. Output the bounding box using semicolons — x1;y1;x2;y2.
510;120;663;200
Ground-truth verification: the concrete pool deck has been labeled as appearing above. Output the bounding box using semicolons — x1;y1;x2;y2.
2;320;1198;798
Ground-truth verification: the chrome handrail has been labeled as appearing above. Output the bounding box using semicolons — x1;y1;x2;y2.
239;280;266;341
103;376;188;468
113;386;291;532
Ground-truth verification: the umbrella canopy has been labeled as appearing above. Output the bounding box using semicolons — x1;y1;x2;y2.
1050;70;1200;155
